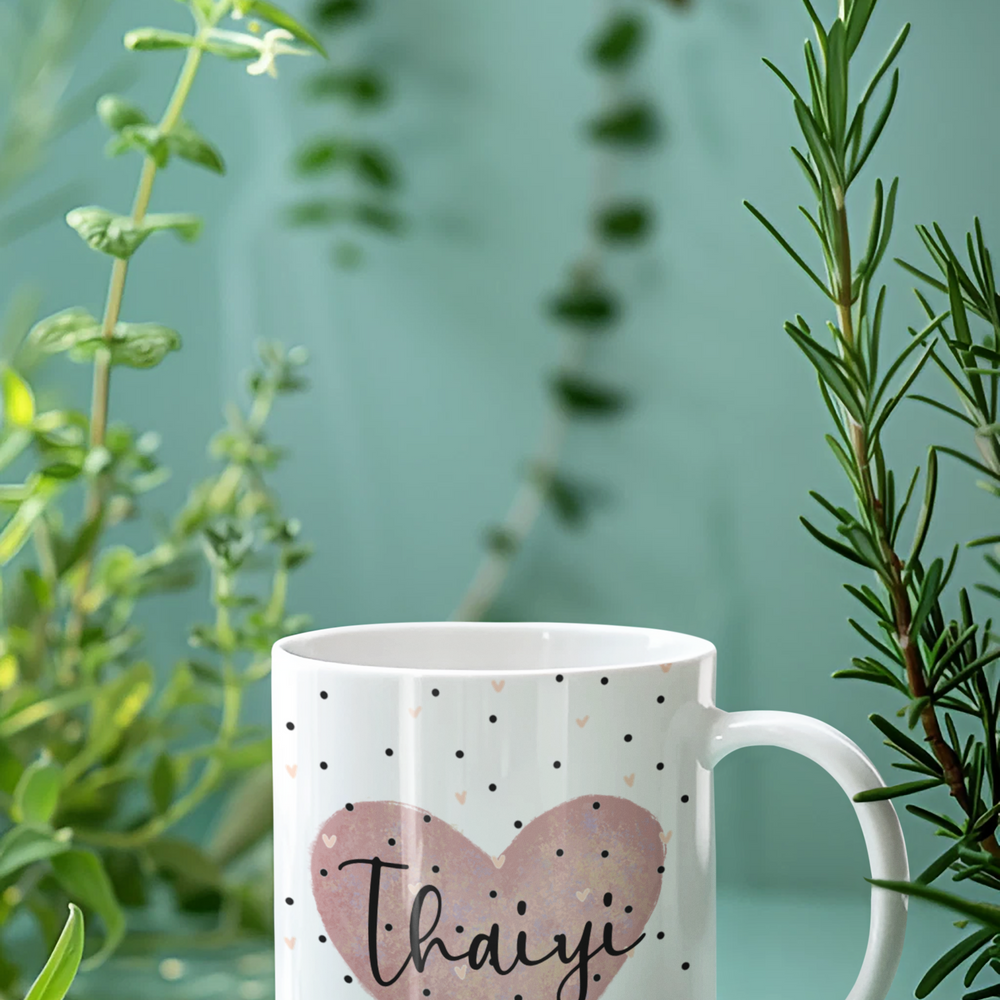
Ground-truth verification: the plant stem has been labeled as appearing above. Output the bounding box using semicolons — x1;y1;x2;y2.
832;193;975;819
64;43;207;662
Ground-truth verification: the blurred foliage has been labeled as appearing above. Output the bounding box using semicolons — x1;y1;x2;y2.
454;0;689;621
288;0;404;268
0;0;320;995
749;1;1000;997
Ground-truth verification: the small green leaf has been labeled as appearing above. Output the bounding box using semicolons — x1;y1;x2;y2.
50;851;125;970
234;1;328;55
306;69;387;107
915;926;993;998
314;0;367;26
68;323;181;370
142;212;203;242
549;285;619;330
552;375;628;416
590;13;645;70
0;826;71;880
200;36;261;60
168;122;226;175
12;758;61;825
2;368;35;427
124;28;196;51
853;777;943;802
588;101;660;147
24;904;84;1000
596;202;654;244
96;95;149;132
294;138;352;175
105;124;169;167
149;753;176;815
28;309;101;355
66;207;151;260
355;147;399;189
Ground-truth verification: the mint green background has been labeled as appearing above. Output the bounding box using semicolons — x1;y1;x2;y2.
5;0;1000;931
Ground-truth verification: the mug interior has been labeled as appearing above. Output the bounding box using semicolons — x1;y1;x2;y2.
275;622;715;674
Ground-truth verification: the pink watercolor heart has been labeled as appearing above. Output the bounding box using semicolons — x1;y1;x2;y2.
311;796;665;1000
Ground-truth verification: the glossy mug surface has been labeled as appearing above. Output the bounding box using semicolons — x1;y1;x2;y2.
271;622;909;1000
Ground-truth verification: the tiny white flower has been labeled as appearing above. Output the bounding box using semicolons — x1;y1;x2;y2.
207;26;310;80
246;28;307;78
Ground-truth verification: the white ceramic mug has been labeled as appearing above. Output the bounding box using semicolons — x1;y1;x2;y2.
271;622;908;1000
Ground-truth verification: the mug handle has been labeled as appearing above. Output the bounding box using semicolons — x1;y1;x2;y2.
704;709;909;1000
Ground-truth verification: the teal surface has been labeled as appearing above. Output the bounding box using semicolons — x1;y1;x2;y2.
5;0;1000;907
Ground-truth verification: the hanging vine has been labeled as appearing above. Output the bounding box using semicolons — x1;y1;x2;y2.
288;0;404;267
454;0;689;622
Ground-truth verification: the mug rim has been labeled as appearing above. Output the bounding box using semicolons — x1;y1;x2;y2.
272;621;717;676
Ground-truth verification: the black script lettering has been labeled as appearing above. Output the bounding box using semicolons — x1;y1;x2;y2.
556;922;606;1000
602;922;645;957
410;886;465;970
338;856;410;987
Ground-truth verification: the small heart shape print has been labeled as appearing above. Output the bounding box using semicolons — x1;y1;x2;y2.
455;791;467;805
285;764;297;778
322;834;337;848
408;882;423;896
659;830;673;847
576;716;590;728
454;965;468;981
408;706;422;718
660;663;672;673
491;679;505;692
284;937;296;950
624;773;636;787
576;888;592;902
491;854;506;869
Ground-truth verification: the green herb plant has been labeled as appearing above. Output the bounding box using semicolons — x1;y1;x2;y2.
0;0;320;994
289;0;404;267
748;1;1000;997
454;0;689;622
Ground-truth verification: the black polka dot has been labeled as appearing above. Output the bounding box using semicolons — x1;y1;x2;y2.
601;677;609;685
594;974;601;982
515;995;523;1000
657;695;665;704
321;691;329;699
319;934;327;942
489;783;497;792
601;850;609;858
625;905;633;913
624;734;632;742
657;866;665;874
657;932;665;940
346;803;354;811
556;849;564;857
682;962;690;971
432;865;440;873
320;869;328;876
432;688;440;697
553;761;561;769
285;897;294;905
517;900;527;915
456;750;464;759
385;923;392;931
593;801;600;810
385;748;394;756
657;762;664;771
514;820;522;829
423;991;430;997
286;722;295;730
603;892;613;907
423;814;431;823
490;890;497;898
556;674;564;682
344;974;352;982
681;795;690;803
456;925;464;933
489;714;497;723
388;838;396;846
320;761;328;770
